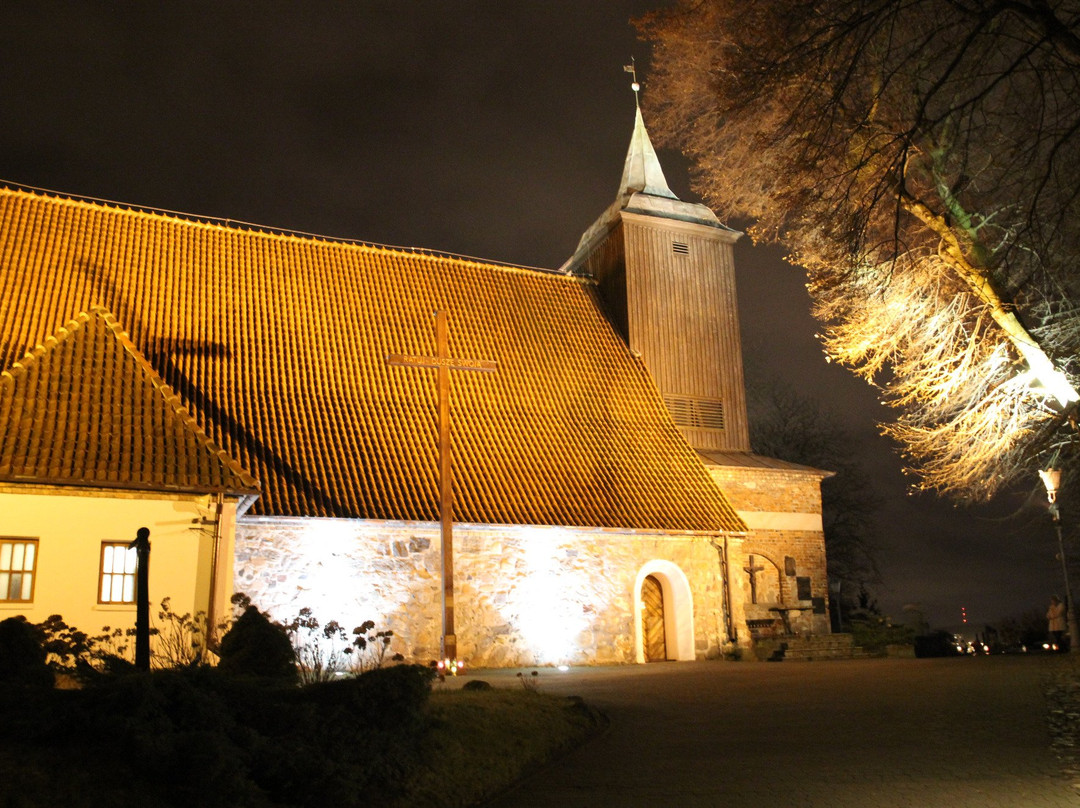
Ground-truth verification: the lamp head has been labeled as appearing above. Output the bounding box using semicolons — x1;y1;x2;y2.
1040;468;1062;503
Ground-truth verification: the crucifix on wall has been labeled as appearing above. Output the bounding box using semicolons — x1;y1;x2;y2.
744;554;765;604
386;310;497;664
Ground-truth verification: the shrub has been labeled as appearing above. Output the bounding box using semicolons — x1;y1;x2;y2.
0;660;444;807
36;614;90;672
218;605;297;683
285;607;350;684
348;621;405;674
154;597;218;668
283;608;406;683
850;615;915;655
0;616;52;688
252;664;436;805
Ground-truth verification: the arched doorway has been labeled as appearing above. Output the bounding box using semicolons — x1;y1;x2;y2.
641;575;667;661
633;560;695;663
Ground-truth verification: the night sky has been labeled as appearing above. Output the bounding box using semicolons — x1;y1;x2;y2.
0;2;1062;631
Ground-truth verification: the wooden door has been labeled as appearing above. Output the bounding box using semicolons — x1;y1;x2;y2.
641;575;667;661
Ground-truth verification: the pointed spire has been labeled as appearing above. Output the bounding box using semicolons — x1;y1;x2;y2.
617;105;679;200
560;66;734;273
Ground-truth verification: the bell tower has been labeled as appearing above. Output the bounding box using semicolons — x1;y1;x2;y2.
562;97;749;453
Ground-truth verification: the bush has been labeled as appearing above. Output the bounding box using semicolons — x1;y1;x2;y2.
245;665;435;806
850;615;915;655
0;616;52;688
284;609;406;684
155;597;217;668
218;606;297;683
70;668;259;807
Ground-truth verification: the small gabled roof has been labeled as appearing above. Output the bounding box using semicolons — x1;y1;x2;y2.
0;307;258;496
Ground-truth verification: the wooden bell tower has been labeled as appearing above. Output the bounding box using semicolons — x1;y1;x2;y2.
562;103;749;453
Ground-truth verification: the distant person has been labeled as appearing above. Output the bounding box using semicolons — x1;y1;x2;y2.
1048;595;1067;651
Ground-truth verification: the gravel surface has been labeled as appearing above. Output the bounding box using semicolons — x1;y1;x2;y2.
1046;656;1080;792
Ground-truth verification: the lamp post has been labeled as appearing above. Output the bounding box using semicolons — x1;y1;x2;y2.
128;526;151;671
1039;469;1080;653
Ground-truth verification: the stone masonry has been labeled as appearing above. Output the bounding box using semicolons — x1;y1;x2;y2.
235;517;738;668
708;465;832;637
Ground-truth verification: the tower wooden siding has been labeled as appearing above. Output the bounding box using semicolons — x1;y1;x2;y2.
579;227;629;340
621;212;750;452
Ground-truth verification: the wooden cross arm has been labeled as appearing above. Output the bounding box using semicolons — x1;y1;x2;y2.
386;354;497;372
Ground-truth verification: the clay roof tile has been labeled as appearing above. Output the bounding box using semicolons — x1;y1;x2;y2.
0;187;741;532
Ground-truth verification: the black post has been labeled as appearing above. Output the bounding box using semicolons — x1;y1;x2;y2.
129;527;151;671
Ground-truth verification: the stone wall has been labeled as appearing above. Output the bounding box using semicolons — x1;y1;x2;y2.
708;465;832;636
235;517;737;668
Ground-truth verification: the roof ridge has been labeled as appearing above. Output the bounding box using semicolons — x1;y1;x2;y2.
0;183;576;280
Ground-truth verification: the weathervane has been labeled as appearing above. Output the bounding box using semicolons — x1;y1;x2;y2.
623;58;640;106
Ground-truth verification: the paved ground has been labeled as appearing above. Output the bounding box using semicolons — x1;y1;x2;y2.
451;656;1080;808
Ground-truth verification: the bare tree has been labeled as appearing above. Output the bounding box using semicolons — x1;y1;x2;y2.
643;0;1080;500
746;375;881;599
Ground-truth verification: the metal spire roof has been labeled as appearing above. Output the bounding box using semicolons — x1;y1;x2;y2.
561;90;736;273
618;105;679;201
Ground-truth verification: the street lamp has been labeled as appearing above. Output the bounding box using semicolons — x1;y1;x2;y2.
1039;468;1080;653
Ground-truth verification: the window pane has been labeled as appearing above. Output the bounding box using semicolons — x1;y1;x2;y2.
20;573;32;601
99;544;136;603
0;572;9;600
9;573;22;601
10;544;23;571
0;543;12;571
22;543;34;571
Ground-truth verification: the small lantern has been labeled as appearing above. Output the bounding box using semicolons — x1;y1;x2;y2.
1040;468;1062;503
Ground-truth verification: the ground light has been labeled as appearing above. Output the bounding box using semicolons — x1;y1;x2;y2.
437;658;465;676
1039;468;1080;653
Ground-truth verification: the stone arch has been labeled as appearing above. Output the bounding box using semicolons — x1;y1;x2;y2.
633;560;695;663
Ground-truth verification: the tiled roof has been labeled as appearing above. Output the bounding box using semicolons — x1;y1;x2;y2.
0;187;745;532
0;307;258;494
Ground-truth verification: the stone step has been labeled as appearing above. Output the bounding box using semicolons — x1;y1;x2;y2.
752;634;867;662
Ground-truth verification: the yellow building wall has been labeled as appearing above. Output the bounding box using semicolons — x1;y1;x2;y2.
0;487;236;644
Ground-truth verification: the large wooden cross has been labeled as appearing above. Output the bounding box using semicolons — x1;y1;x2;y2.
386;310;496;664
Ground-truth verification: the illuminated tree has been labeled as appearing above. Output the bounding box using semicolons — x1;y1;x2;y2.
643;0;1080;500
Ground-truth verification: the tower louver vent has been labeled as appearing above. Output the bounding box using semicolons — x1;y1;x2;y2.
663;395;725;431
672;241;689;255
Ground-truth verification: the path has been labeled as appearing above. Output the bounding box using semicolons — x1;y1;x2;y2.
462;656;1080;807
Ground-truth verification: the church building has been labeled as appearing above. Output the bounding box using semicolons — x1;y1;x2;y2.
0;103;831;667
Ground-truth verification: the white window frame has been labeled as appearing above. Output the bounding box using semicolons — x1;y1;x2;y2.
99;542;137;604
0;538;38;603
